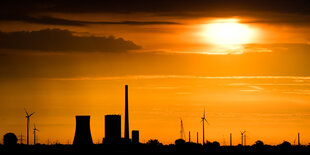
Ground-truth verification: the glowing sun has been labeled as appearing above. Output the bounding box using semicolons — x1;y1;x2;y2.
204;19;256;45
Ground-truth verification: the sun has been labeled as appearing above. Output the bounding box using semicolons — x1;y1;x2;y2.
204;19;256;45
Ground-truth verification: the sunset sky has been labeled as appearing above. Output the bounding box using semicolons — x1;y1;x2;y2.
1;0;310;145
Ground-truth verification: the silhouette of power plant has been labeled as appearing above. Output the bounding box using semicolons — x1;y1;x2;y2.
132;130;139;144
125;85;129;141
73;115;93;145
72;85;139;146
105;115;121;144
2;85;310;153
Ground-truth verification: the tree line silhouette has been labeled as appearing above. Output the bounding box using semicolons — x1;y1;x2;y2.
1;132;310;153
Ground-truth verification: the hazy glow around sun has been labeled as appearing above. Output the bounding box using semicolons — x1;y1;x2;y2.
204;19;256;45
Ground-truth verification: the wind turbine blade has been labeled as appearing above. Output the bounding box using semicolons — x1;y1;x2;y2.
24;108;29;116
205;119;209;124
29;112;35;117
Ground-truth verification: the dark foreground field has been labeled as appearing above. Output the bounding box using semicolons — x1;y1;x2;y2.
1;142;310;153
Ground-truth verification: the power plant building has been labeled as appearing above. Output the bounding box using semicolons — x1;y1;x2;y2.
132;130;139;144
105;115;121;144
73;115;93;145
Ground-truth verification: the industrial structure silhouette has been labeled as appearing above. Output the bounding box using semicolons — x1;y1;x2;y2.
104;115;121;144
73;85;139;146
73;115;93;145
1;85;309;153
124;85;130;141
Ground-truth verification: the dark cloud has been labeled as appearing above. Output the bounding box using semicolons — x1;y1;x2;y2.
1;1;310;26
1;0;310;15
0;29;141;52
0;15;84;26
0;15;180;26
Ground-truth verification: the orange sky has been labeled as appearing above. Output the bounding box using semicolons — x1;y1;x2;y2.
1;0;310;145
1;76;310;145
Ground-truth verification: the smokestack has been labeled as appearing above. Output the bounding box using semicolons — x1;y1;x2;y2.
230;133;232;146
125;85;129;140
298;132;300;146
73;115;93;145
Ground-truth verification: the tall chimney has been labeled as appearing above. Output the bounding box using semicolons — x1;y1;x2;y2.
230;133;232;146
125;85;129;140
298;132;300;146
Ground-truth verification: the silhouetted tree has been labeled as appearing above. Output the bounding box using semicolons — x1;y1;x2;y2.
146;139;163;152
146;139;162;147
253;140;264;147
3;133;17;146
205;141;220;152
278;141;292;151
252;140;266;152
212;141;220;147
175;139;186;145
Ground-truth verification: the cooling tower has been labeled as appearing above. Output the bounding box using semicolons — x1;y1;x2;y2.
73;115;93;145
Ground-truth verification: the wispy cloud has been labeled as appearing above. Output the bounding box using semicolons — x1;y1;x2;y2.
41;75;310;81
0;15;181;26
227;79;310;95
146;44;273;55
136;86;180;90
282;90;310;95
37;75;310;95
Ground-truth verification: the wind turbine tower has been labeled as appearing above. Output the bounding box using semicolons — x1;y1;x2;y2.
197;132;198;144
180;118;186;140
19;132;25;144
298;132;300;146
240;131;246;146
201;108;209;145
230;133;232;146
24;108;35;145
33;123;39;145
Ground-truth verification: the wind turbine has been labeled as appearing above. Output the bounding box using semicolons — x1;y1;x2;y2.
33;123;39;145
201;108;209;145
25;108;35;145
240;130;246;146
